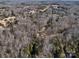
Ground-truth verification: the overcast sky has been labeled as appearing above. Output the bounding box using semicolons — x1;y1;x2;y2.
26;0;79;1
62;0;79;1
3;0;79;1
1;0;79;1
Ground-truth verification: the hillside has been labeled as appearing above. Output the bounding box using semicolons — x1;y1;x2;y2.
0;1;79;58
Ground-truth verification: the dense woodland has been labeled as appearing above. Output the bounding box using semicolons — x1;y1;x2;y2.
0;2;79;58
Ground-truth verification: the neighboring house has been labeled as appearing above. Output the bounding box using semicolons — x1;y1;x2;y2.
52;4;59;9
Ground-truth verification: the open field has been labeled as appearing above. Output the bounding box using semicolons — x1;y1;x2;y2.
0;1;79;58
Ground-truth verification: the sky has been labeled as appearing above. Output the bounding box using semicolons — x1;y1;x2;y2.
0;0;79;2
62;0;79;1
3;0;79;1
0;0;78;5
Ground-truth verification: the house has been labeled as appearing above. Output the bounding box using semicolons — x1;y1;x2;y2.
52;4;59;9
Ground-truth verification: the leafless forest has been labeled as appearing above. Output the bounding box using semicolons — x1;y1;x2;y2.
0;2;79;58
